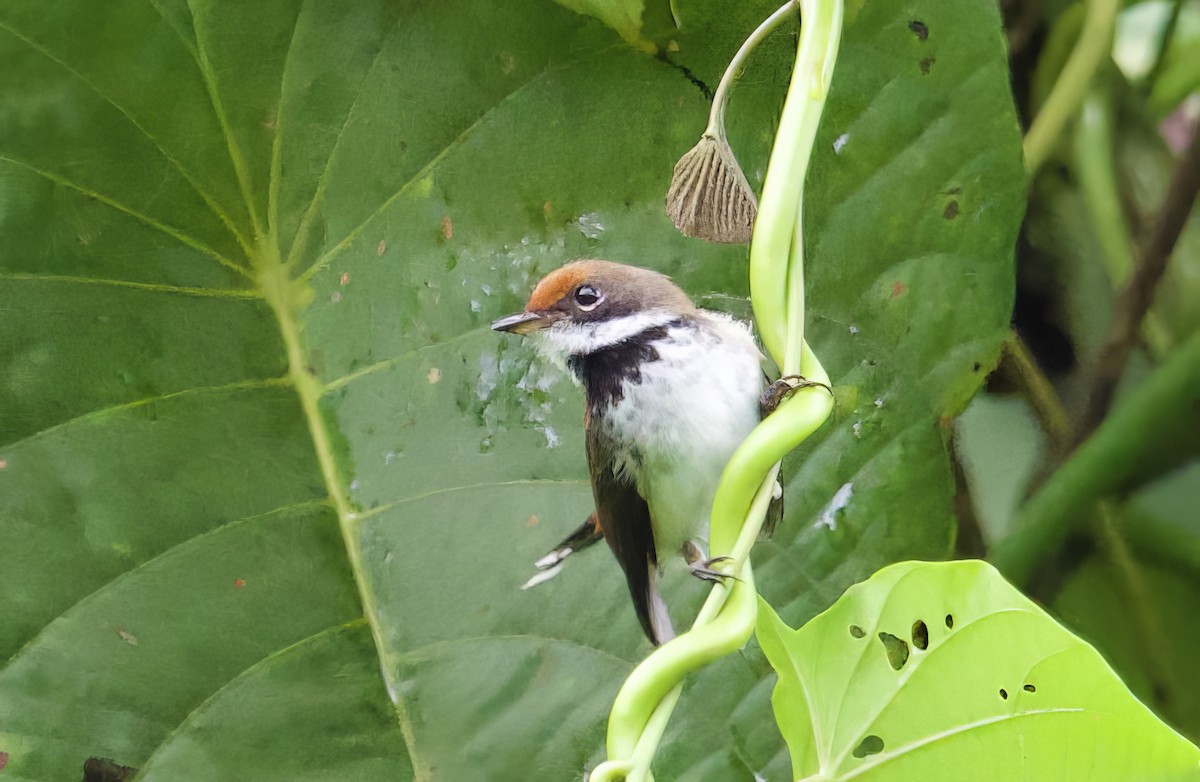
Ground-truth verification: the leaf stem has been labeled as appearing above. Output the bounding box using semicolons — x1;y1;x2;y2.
1000;330;1070;449
1023;0;1119;175
706;1;798;139
1094;503;1178;714
1073;88;1134;286
1072;87;1172;358
1075;127;1200;445
992;327;1200;586
1146;0;1184;86
256;250;426;779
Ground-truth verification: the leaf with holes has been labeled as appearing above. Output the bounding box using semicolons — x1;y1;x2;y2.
757;560;1200;781
0;0;1022;779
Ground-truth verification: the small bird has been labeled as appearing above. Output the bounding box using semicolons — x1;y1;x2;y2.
493;260;791;645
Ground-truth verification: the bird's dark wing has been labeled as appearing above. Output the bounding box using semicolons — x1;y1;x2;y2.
762;471;784;538
585;426;663;644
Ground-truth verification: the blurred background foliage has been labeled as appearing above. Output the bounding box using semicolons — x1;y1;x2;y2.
0;0;1196;779
958;0;1200;745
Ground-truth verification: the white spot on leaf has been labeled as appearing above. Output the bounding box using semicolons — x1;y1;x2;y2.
816;482;854;531
577;212;605;239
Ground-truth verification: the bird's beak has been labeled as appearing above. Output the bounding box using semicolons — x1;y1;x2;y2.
491;311;549;335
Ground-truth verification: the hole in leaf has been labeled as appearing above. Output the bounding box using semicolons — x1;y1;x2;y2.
852;735;885;759
945;613;954;629
999;688;1008;700
878;632;910;670
849;624;866;638
911;620;928;650
1024;684;1036;693
83;757;138;782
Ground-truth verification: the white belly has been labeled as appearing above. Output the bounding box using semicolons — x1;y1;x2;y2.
601;315;763;560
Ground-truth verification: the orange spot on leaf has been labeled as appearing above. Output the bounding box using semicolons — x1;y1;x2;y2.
340;272;350;286
377;240;387;256
0;751;8;770
0;459;7;470
891;282;907;298
526;515;540;528
442;215;453;240
235;578;246;589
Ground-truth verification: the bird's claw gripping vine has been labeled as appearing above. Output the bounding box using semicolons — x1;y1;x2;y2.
688;555;741;583
760;373;833;416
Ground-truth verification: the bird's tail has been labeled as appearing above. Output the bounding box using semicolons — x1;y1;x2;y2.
647;567;675;645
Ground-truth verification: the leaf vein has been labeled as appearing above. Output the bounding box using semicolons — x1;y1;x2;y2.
136;618;371;775
322;326;492;393
299;53;602;281
0;156;250;279
0;272;260;299
1;499;331;670
0;376;291;452
187;3;267;244
353;478;590;524
0;19;254;258
282;8;399;271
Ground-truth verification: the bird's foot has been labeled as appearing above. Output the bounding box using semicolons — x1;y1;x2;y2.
688;555;741;583
760;374;833;416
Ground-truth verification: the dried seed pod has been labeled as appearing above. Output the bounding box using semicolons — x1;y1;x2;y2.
663;1;795;244
665;134;758;244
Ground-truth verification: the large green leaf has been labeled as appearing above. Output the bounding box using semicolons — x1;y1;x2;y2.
0;0;1021;778
758;560;1200;780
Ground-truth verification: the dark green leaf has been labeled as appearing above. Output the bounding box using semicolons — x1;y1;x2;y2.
0;0;1023;777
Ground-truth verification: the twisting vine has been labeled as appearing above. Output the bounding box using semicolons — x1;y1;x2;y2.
588;1;843;779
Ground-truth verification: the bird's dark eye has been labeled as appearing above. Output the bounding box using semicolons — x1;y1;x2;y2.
574;284;603;310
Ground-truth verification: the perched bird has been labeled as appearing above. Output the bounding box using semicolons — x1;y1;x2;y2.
493;260;786;645
494;259;787;642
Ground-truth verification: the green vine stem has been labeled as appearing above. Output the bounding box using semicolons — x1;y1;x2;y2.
705;0;797;140
751;0;842;370
1001;331;1070;449
589;1;842;779
1023;0;1119;175
993;327;1200;586
1145;0;1184;87
1073;89;1134;285
1072;88;1172;357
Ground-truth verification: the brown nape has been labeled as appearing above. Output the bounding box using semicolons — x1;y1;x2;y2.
524;260;696;317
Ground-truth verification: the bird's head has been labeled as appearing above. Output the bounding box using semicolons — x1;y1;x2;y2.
491;260;696;360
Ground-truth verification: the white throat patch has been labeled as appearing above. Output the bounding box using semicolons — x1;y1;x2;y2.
533;309;679;365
